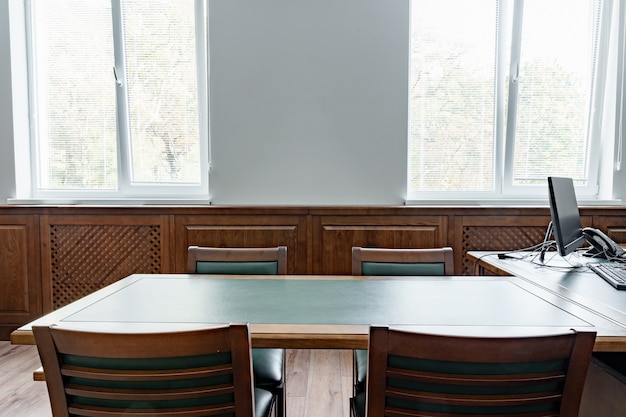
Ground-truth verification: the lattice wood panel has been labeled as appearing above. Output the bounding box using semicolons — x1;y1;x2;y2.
50;225;161;308
461;226;546;275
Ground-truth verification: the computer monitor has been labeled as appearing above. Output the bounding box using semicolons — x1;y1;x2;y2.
547;176;587;257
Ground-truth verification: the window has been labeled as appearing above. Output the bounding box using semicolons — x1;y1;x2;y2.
407;0;612;201
26;0;208;201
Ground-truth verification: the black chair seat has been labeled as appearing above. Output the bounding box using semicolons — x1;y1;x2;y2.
253;348;285;417
255;387;276;417
253;348;285;388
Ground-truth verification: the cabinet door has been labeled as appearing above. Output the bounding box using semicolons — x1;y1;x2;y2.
0;215;41;340
312;215;449;275
175;214;308;274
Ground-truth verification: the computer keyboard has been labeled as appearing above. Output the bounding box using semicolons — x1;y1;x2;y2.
588;263;626;290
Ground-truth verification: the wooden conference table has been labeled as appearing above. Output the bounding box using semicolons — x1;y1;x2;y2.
11;273;626;351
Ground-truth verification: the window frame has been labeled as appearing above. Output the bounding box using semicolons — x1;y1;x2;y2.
406;0;615;203
23;0;210;202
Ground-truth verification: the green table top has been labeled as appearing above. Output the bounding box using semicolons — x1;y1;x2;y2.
63;276;588;327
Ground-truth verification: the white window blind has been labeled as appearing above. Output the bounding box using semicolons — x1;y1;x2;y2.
30;0;117;190
120;0;201;185
408;0;496;193
408;0;607;200
510;0;597;186
27;0;207;199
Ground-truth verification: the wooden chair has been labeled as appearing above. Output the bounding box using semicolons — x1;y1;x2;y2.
352;247;454;276
351;326;596;417
187;246;287;275
187;245;287;417
33;323;275;417
351;246;455;395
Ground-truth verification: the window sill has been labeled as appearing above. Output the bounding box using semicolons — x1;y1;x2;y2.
404;199;623;207
7;197;212;206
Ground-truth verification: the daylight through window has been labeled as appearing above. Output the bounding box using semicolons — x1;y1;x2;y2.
408;0;606;199
27;0;208;199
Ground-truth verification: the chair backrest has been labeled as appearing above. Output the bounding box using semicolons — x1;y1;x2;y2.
33;324;257;417
365;326;596;417
187;246;288;275
352;247;454;276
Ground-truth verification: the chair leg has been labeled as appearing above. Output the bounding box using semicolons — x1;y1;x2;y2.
275;351;286;417
271;354;285;417
352;349;367;395
275;385;285;417
352;350;357;397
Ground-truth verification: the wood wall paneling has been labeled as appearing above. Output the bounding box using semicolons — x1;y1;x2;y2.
174;214;309;274
0;206;625;341
0;215;40;340
595;215;626;244
458;214;552;275
0;226;29;311
40;215;170;312
312;215;448;274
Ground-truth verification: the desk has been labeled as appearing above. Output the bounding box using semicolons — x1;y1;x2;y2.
10;273;626;351
468;251;626;338
469;251;626;416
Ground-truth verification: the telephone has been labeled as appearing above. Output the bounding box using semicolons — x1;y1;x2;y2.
582;228;626;258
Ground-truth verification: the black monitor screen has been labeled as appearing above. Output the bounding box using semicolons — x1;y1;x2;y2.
547;176;587;256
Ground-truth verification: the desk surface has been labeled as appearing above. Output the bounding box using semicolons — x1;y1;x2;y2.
11;274;626;350
469;250;626;351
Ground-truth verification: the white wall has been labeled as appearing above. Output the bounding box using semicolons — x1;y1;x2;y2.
208;0;409;204
0;0;16;200
611;2;626;200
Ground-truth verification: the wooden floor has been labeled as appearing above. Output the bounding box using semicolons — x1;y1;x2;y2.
0;342;354;417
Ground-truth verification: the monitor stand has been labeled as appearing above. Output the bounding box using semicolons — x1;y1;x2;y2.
539;222;553;264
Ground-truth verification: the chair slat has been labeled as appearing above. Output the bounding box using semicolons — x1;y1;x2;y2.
384;407;561;417
61;363;233;381
386;387;563;406
65;383;234;401
387;367;567;386
68;403;236;417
